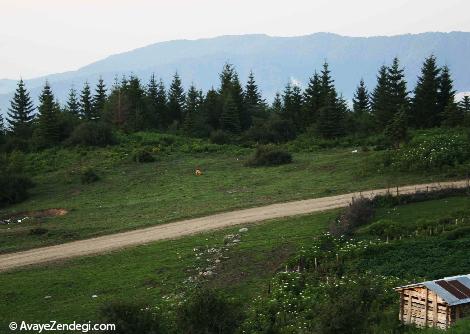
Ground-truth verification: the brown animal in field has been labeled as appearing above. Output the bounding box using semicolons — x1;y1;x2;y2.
195;168;202;176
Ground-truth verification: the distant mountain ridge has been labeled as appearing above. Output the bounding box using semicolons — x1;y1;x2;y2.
1;31;470;117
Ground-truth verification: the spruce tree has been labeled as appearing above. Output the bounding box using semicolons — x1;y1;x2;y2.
388;57;409;116
437;65;456;117
271;92;283;114
7;79;35;137
183;84;202;134
220;94;241;133
202;88;220;130
147;76;168;128
244;71;265;120
385;110;408;148
411;55;441;128
219;63;235;96
37;82;60;145
316;62;346;138
352;79;370;114
0;113;5;136
458;96;470;114
303;72;322;126
92;77;107;119
80;82;93;120
231;73;248;130
370;65;392;128
282;83;303;131
65;87;80;116
167;72;185;126
442;100;463;127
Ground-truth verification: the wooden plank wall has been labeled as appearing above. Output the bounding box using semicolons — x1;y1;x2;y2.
400;286;450;329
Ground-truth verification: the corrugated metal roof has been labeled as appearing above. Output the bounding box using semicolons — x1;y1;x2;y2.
395;274;470;306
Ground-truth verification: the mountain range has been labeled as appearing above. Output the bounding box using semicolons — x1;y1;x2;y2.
1;31;470;117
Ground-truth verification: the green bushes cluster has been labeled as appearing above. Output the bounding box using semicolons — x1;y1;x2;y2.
329;197;375;236
389;132;470;171
0;153;34;207
67;122;116;147
132;147;155;163
81;168;100;184
245;145;292;167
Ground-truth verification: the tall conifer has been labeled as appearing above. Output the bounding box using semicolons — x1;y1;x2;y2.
80;82;93;120
7;79;35;137
167;73;185;126
411;55;441;128
37;82;60;145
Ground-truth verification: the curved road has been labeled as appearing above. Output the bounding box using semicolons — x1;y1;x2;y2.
0;180;468;272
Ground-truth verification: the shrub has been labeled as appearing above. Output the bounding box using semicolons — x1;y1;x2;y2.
0;173;34;207
244;118;296;144
100;301;164;334
67;122;116;147
132;147;155;163
210;130;232;145
329;197;375;236
81;168;100;184
444;227;470;240
245;145;292;167
176;289;242;334
389;132;470;171
29;227;49;236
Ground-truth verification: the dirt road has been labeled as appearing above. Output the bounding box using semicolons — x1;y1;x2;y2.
0;180;468;272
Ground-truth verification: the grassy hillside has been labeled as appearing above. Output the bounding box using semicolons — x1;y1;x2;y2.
0;132;464;253
1;195;469;329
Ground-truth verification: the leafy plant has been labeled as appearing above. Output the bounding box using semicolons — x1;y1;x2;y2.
245;145;292;167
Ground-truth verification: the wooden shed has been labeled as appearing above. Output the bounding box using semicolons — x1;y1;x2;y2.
395;275;470;329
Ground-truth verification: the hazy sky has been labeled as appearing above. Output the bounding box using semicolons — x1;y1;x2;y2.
1;0;469;79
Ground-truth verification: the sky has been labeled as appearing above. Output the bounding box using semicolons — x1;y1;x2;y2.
1;0;470;79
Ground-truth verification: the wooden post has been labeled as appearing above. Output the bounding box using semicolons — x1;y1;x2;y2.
399;290;404;322
424;288;429;327
433;292;438;328
407;291;413;323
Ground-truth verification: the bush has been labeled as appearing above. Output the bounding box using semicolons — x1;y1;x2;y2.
389;132;470;171
210;130;232;145
244;118;296;144
176;289;242;334
100;301;164;334
245;145;293;167
67;122;116;147
0;173;34;207
329;197;375;236
132;147;155;163
444;226;470;240
81;168;100;184
29;227;49;236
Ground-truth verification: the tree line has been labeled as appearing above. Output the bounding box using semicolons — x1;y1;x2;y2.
1;55;469;150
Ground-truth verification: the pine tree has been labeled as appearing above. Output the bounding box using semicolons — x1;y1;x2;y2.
352;79;370;114
202;88;220;130
385;110;408;148
231;73;248;130
388;57;409;116
124;75;146;131
220;94;241;133
316;62;346;138
37;82;60;145
437;65;456;117
282;82;303;131
370;65;392;128
80;82;93;120
458;95;470;114
167;72;185;126
65;87;80;116
442;99;464;127
411;55;441;128
0;113;5;136
244;71;265;121
219;63;235;96
92;77;107;119
271;92;283;114
183;84;202;134
303;72;322;126
7;79;35;137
